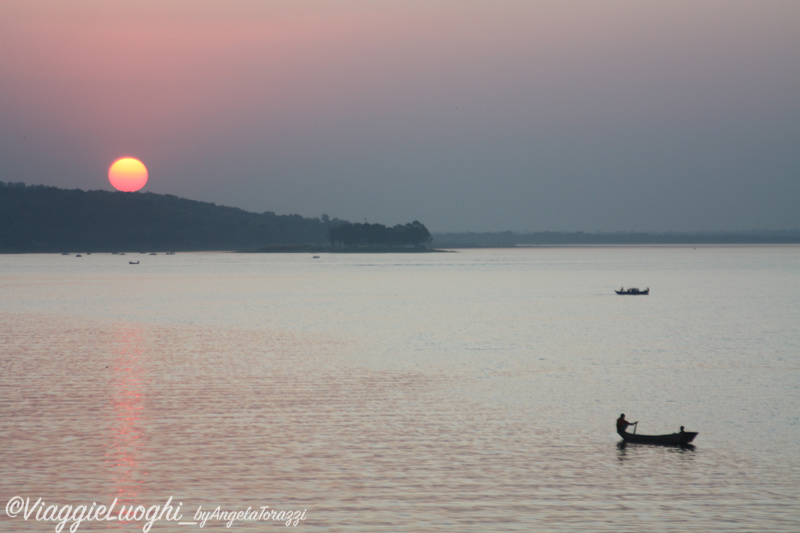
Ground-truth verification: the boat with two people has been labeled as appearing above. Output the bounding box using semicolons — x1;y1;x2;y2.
616;414;697;446
615;287;649;295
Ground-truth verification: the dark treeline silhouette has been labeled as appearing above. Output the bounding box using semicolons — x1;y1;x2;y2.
5;182;796;253
329;221;432;247
0;182;436;253
0;182;343;253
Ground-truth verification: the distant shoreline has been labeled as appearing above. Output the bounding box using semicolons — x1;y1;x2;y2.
432;230;800;248
434;242;800;249
4;183;798;253
6;243;800;256
243;245;450;253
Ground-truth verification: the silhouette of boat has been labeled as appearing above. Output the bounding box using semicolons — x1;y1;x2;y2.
618;429;697;445
615;287;649;295
129;261;139;265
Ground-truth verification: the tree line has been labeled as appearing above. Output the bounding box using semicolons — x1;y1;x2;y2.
329;221;432;247
0;183;432;253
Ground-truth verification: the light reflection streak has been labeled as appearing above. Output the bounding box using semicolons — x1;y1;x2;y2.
106;324;150;526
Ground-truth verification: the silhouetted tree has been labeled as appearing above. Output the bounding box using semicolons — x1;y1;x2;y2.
0;184;341;252
329;221;432;247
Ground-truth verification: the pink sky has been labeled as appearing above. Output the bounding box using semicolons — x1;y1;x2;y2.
2;1;799;231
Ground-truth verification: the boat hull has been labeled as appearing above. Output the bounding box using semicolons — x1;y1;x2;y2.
618;430;697;445
615;289;649;295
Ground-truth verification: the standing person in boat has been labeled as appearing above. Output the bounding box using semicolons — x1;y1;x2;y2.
616;413;637;434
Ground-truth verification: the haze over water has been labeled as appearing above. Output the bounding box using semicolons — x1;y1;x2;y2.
1;247;799;532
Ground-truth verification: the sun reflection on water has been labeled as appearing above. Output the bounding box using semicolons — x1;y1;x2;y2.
106;324;150;518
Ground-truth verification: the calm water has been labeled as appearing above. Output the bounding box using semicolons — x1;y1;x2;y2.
1;247;799;532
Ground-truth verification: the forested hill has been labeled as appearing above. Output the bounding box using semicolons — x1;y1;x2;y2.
4;183;796;253
0;183;339;253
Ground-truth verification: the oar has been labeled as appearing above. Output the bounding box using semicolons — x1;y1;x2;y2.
633;421;638;434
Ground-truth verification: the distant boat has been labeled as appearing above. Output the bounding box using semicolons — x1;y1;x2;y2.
618;428;697;446
129;261;139;265
615;287;649;295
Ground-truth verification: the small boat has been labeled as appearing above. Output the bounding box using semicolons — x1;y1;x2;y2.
129;261;139;265
615;287;649;295
618;429;697;446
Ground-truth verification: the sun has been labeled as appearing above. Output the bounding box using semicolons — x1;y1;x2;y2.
108;157;148;192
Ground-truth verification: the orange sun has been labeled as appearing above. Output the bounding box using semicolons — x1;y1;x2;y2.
108;157;148;192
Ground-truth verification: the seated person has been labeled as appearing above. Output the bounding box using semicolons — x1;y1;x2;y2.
616;413;637;435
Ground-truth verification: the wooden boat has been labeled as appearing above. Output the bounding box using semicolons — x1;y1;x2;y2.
618;429;697;445
129;261;139;265
615;287;649;295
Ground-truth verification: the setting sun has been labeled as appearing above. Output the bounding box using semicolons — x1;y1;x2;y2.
108;157;148;192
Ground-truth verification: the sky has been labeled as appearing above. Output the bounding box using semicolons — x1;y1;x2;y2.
2;1;799;233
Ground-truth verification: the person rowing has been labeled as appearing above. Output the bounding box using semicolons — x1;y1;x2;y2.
616;413;638;435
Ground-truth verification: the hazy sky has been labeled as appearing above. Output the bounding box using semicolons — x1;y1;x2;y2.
2;1;798;232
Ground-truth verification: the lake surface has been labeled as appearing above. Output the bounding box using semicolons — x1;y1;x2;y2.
1;247;799;532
